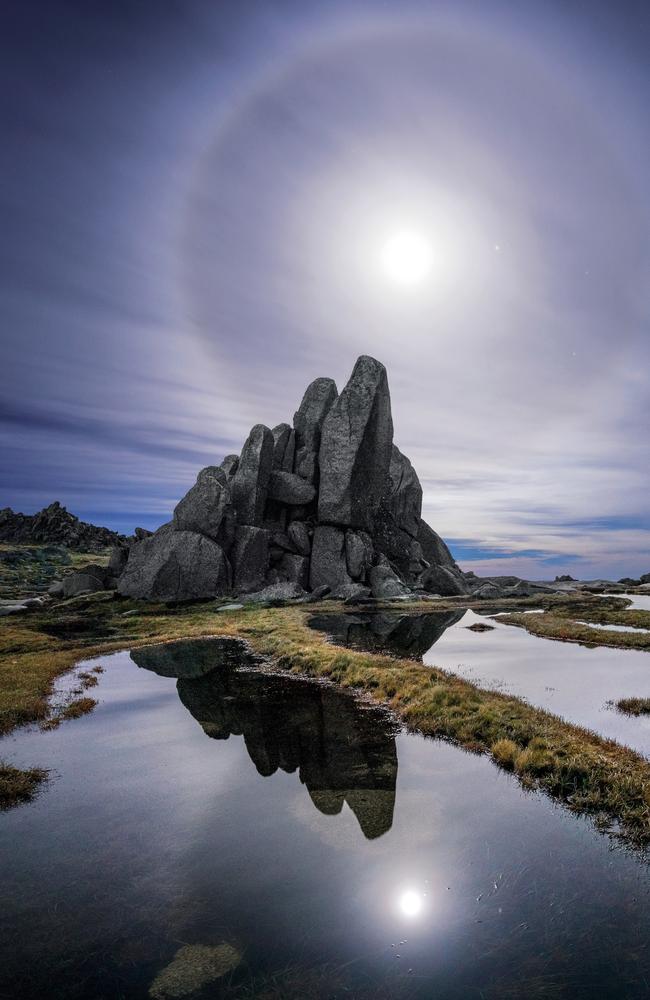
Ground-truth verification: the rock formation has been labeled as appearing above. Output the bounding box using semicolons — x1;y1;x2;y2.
0;502;126;552
118;355;467;602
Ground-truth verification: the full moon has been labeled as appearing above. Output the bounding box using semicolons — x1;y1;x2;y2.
380;230;433;286
398;890;424;918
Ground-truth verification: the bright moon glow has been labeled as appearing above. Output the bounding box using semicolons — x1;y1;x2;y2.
380;230;433;286
399;890;424;918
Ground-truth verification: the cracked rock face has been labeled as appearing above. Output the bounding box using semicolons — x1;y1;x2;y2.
318;355;393;532
231;424;274;527
116;355;466;601
293;377;338;485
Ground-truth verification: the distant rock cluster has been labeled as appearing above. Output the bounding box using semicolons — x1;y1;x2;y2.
0;502;126;552
118;355;468;603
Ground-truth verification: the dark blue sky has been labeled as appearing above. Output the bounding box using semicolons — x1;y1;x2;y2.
2;0;649;577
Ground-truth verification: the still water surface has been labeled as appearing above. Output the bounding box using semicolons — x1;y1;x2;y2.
1;637;650;999
310;609;650;755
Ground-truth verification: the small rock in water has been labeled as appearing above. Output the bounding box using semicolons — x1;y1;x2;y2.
148;942;241;999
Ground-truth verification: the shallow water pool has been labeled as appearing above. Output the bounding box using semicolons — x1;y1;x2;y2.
1;639;650;999
310;608;650;754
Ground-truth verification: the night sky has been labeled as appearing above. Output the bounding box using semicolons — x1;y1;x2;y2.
2;0;649;578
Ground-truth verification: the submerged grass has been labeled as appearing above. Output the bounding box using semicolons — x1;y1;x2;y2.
1;591;650;846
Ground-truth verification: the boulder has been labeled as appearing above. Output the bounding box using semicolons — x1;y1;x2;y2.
118;525;231;601
287;521;311;556
301;584;330;602
279;553;310;589
267;470;316;505
417;520;458;570
62;568;107;598
271;423;295;472
48;580;64;597
318;356;393;531
231;424;274;526
134;526;153;540
332;581;371;601
244;581;306;603
471;583;502;599
345;530;374;580
293;377;338;484
173;466;235;548
421;564;468;597
368;563;411;600
310;525;351;592
220;454;239;479
231;525;269;594
385;446;422;538
270;531;296;554
108;545;129;575
373;508;427;583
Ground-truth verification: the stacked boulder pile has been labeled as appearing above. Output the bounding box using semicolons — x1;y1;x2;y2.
118;355;468;603
0;501;126;552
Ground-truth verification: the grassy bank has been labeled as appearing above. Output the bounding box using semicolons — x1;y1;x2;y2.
499;596;650;650
1;591;650;847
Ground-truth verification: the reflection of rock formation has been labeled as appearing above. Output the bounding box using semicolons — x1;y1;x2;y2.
132;638;397;837
178;670;397;839
131;637;248;679
308;610;464;659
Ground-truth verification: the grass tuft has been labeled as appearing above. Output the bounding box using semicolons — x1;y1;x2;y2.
0;761;47;808
616;698;650;716
60;697;97;720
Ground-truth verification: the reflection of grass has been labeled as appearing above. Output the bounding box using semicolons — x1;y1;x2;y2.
1;592;650;846
499;597;650;650
616;698;650;716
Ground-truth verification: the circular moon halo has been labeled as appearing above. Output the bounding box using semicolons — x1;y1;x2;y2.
399;890;424;918
380;230;433;286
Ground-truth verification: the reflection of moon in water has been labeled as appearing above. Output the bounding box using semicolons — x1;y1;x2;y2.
399;889;424;918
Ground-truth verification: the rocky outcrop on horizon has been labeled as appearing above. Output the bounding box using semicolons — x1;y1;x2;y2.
118;355;468;603
0;502;127;552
